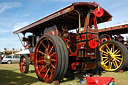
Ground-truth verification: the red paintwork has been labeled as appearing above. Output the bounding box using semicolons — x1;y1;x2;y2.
89;34;98;40
14;2;112;82
64;13;99;71
44;25;58;35
86;77;115;85
34;35;57;82
71;62;79;70
89;40;97;49
88;15;98;33
94;7;104;17
19;55;26;73
29;53;34;62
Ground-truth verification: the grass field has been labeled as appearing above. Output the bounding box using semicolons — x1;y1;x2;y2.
0;64;128;85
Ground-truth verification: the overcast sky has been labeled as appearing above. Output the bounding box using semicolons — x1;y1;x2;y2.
0;0;128;51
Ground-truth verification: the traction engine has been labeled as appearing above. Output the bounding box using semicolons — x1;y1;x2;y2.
13;2;112;83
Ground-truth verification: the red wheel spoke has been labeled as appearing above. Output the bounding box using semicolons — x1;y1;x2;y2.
41;42;47;48
51;52;56;57
47;39;50;50
51;64;55;69
38;51;45;55
50;68;53;77
44;67;50;78
40;64;48;72
38;60;46;63
49;46;54;53
51;59;56;62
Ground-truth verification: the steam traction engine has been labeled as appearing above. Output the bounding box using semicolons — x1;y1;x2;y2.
13;2;112;83
99;24;128;72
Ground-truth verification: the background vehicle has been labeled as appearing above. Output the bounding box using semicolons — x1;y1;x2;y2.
13;2;112;83
2;55;20;64
99;24;128;72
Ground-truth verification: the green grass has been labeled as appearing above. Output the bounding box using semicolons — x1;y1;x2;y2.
0;64;51;85
0;64;79;85
101;70;128;85
0;64;128;85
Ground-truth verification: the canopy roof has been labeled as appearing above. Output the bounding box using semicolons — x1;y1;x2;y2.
13;2;112;34
99;24;128;35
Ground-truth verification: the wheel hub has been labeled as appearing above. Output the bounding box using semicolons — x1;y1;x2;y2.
108;52;116;61
44;54;51;65
108;54;113;60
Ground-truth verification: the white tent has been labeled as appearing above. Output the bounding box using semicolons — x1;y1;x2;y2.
15;49;30;54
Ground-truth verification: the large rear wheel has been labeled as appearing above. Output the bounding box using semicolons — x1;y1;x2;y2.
99;40;128;71
34;35;68;83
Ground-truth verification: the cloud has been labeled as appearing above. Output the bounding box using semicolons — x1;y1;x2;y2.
13;22;29;31
112;22;128;27
0;37;17;43
0;2;22;14
0;37;23;51
99;21;128;29
23;14;30;17
0;29;11;34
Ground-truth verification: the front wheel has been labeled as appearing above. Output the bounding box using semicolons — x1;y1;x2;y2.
99;40;128;72
19;54;29;73
34;35;68;83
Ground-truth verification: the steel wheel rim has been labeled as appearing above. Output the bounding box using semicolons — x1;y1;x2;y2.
99;42;123;71
35;37;57;82
20;56;27;73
